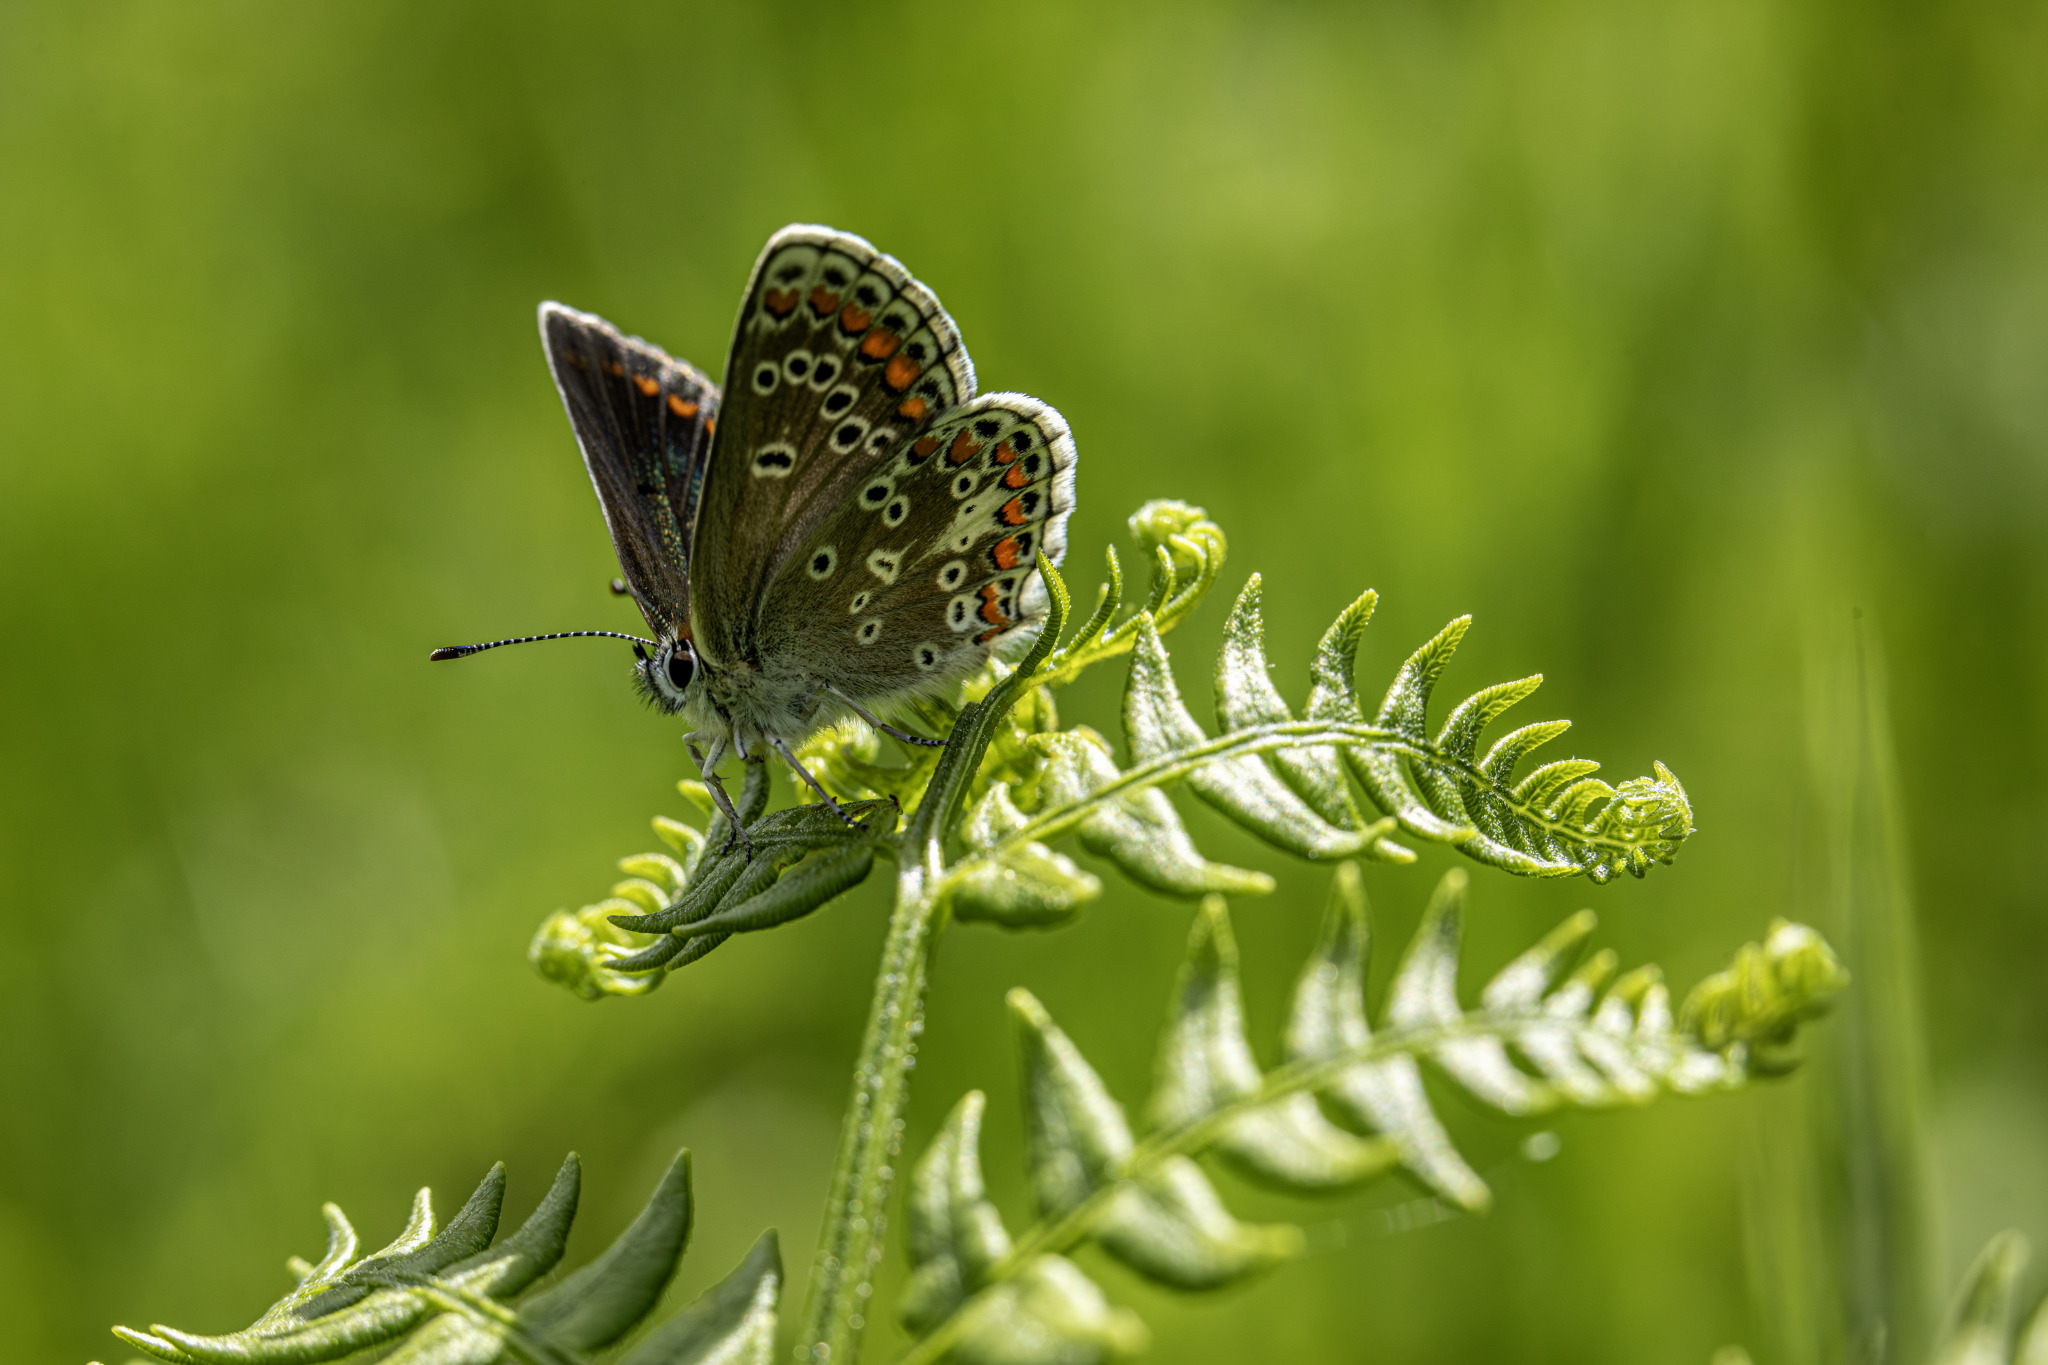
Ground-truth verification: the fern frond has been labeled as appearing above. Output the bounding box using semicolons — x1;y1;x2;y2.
111;1156;782;1365
939;581;1694;919
532;761;891;994
896;868;1845;1364
1340;603;1693;881
1034;500;1227;691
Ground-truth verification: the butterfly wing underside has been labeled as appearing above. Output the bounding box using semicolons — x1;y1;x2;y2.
690;226;1076;699
540;303;720;639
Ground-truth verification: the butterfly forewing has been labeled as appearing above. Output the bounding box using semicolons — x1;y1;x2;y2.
690;226;979;667
758;393;1077;698
540;303;719;638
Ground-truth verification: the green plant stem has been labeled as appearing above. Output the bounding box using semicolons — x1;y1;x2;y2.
795;841;948;1363
890;1010;1715;1365
796;559;1068;1363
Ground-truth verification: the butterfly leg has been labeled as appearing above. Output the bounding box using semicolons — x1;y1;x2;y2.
768;734;868;829
824;684;949;749
685;730;754;860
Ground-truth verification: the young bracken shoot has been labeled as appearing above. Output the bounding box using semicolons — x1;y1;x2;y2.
114;503;1846;1365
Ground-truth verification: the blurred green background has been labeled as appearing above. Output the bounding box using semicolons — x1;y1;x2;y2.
3;2;2044;1362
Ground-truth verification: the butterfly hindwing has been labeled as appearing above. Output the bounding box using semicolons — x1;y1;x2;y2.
540;302;719;638
689;226;977;667
757;392;1078;700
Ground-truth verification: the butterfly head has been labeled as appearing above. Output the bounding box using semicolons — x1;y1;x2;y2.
635;635;700;715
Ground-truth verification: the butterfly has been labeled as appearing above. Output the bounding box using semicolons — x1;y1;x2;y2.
433;225;1078;852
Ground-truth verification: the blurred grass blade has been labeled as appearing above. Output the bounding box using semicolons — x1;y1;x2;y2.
1932;1232;2029;1365
1809;612;1940;1363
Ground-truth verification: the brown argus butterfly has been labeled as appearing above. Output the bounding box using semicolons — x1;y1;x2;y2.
433;226;1078;852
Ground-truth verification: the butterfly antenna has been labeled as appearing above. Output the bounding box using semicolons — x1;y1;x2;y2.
429;630;657;661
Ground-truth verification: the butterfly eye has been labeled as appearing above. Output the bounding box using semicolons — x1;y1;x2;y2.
664;641;696;692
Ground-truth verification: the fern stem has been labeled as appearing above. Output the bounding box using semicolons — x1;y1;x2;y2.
892;1010;1704;1365
798;555;1073;1363
795;854;945;1364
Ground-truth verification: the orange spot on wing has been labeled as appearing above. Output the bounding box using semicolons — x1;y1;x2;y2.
668;394;699;419
634;374;660;397
764;288;799;317
605;360;625;376
884;353;920;390
992;440;1017;464
975;625;1005;644
809;287;841;315
860;330;901;360
896;396;929;421
910;435;942;462
1003;463;1031;489
705;418;716;436
992;536;1023;570
840;302;872;333
998;496;1029;527
947;431;981;465
978;585;1010;625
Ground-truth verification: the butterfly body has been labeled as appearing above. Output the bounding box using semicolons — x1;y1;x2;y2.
516;226;1077;843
